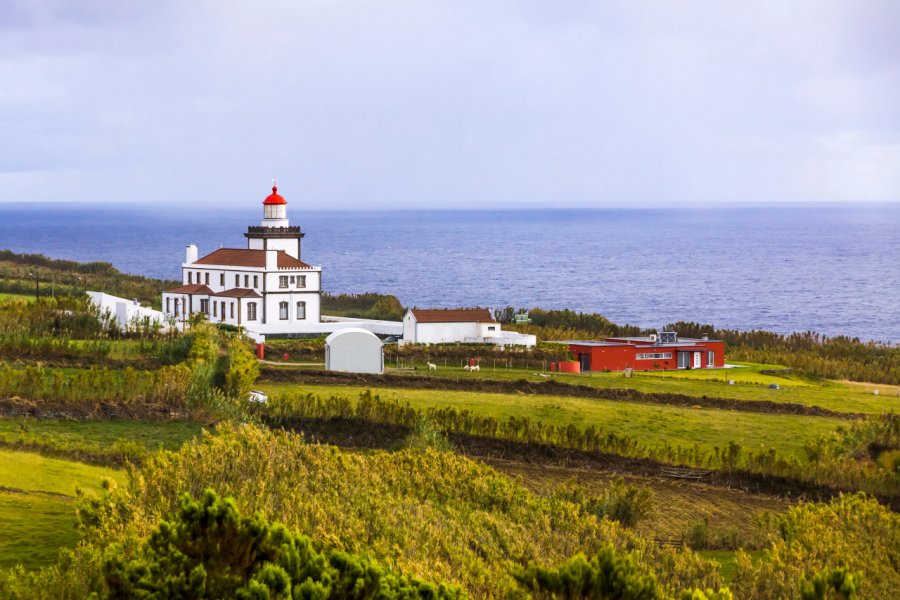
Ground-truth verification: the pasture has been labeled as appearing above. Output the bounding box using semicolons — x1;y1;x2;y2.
0;449;123;570
370;360;900;414
0;418;206;465
0;293;34;303
257;382;846;460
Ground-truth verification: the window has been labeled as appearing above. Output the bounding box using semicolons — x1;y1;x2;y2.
188;272;192;284
166;298;170;313
220;301;225;320
279;301;289;320
636;352;673;360
707;351;715;367
279;276;288;288
253;276;258;288
220;273;224;286
296;301;306;319
247;302;257;321
213;302;217;317
174;299;179;316
205;273;209;285
290;276;295;284
235;274;240;287
230;303;234;319
296;275;306;288
200;299;209;313
487;326;496;331
244;275;249;288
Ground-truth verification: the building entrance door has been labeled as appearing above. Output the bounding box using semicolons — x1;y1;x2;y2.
677;351;690;369
579;353;591;372
693;352;702;369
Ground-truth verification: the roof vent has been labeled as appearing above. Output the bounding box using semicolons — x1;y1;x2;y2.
648;333;658;343
701;334;709;341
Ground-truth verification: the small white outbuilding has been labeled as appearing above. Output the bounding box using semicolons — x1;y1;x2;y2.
325;327;384;374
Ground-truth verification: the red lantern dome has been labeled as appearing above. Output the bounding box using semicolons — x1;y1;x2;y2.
263;185;287;205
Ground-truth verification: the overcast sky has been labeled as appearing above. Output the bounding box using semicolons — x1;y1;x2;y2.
1;0;898;209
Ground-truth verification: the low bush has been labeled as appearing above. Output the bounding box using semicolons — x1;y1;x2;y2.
63;424;719;598
553;478;654;529
102;489;462;599
730;493;896;599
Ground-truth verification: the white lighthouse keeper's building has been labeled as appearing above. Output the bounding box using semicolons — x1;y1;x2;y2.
161;185;322;334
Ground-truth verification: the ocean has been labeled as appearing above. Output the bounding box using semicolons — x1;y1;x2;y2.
1;203;898;343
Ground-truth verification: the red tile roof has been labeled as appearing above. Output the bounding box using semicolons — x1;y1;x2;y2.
214;288;262;298
194;248;311;269
411;308;496;323
164;284;214;295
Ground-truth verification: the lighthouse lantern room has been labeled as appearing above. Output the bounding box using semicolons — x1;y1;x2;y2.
244;184;305;259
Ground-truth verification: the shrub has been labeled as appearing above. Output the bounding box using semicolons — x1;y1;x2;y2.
223;338;260;400
730;494;896;599
101;489;462;599
554;479;654;529
67;424;720;598
403;415;455;453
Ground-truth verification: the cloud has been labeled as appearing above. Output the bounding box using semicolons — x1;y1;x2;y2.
0;0;897;207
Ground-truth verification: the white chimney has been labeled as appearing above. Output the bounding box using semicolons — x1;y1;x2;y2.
265;249;278;271
186;244;198;264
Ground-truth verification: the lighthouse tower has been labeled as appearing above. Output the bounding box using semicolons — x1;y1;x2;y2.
244;183;305;260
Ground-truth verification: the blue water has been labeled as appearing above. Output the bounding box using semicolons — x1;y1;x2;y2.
1;204;898;343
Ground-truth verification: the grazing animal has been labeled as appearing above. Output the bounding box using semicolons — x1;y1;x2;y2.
427;362;437;371
463;365;471;371
470;365;480;372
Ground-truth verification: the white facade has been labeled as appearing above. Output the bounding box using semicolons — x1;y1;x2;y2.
325;328;384;374
401;309;536;347
87;291;172;333
161;186;323;336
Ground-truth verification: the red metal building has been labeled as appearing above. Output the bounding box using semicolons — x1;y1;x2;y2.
566;332;725;372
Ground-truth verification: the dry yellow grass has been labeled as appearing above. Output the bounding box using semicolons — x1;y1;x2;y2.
483;458;789;542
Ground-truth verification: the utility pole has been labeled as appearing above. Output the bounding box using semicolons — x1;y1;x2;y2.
28;272;39;300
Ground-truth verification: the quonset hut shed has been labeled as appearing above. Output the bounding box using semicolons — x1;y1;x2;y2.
325;328;384;374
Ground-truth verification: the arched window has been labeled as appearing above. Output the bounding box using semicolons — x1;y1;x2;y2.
279;301;289;320
296;301;306;320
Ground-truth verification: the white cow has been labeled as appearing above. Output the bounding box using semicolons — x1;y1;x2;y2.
470;365;480;372
427;362;437;371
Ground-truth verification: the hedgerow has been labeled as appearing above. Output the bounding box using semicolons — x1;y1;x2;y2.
262;391;900;499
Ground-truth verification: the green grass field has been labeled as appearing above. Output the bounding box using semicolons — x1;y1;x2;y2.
0;449;123;570
0;418;207;466
0;292;34;303
0;419;204;571
368;360;899;414
258;382;846;461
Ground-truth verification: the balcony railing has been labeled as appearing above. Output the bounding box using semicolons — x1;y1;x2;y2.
246;226;302;234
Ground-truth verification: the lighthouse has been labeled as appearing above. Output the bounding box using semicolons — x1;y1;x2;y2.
244;184;305;260
161;182;321;333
